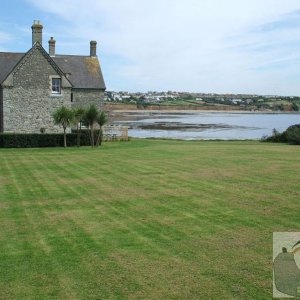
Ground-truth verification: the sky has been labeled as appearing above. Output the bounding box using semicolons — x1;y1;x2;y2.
1;0;300;95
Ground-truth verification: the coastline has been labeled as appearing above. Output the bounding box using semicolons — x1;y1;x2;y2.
108;109;300;140
104;103;300;115
109;109;300;115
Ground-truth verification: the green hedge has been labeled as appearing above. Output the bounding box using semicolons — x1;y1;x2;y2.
0;133;91;148
286;124;300;145
261;124;300;145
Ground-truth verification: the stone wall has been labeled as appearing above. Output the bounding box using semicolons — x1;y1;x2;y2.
3;48;72;133
0;87;3;132
72;89;104;110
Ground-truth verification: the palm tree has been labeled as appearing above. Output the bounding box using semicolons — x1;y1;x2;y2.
84;105;99;147
96;111;108;146
73;107;85;147
52;106;74;148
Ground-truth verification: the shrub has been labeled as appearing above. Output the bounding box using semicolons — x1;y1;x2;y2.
285;124;300;145
0;133;91;148
261;124;300;145
52;106;75;148
261;128;287;143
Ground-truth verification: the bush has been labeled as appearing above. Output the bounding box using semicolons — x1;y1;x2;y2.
285;124;300;145
261;124;300;145
261;128;287;143
0;133;91;148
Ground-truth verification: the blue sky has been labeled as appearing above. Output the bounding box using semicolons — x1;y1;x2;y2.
1;0;300;95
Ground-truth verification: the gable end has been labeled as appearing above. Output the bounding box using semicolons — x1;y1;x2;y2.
2;42;72;88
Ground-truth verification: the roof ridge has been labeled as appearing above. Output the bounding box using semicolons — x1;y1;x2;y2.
0;52;25;55
54;54;92;58
1;45;105;89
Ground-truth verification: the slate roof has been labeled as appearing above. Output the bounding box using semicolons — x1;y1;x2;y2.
53;55;105;90
0;51;106;90
0;52;24;84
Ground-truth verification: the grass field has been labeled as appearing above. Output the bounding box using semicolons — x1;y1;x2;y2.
0;139;299;299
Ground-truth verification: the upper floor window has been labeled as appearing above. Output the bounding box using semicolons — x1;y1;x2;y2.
52;78;61;94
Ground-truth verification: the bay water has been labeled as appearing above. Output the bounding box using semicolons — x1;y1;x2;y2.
116;112;300;140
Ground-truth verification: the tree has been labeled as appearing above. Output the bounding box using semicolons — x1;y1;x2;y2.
52;106;74;148
291;102;299;112
286;124;300;145
73;107;85;147
84;105;99;147
261;124;300;144
96;111;108;146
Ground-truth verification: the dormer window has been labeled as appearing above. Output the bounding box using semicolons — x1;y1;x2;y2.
52;78;61;94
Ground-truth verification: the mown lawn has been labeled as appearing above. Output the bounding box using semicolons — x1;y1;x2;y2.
0;139;299;299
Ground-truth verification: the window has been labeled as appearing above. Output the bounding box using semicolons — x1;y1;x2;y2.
52;78;61;94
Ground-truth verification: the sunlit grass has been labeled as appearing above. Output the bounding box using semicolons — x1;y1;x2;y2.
0;140;299;299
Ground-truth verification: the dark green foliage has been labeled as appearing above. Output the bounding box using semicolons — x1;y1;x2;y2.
261;128;287;143
261;124;300;145
97;111;108;128
0;133;91;148
73;107;86;147
137;98;148;109
96;111;108;146
83;105;99;147
52;106;75;147
83;105;108;147
285;124;300;145
83;105;99;124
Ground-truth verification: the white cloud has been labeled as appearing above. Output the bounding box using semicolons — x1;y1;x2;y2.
27;0;300;94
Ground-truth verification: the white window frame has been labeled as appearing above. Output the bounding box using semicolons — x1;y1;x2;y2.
50;76;62;95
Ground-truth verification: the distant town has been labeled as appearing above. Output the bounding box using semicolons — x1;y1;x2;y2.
104;91;300;111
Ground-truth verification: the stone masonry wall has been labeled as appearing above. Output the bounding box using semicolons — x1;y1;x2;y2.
0;87;3;132
72;89;104;110
3;49;71;133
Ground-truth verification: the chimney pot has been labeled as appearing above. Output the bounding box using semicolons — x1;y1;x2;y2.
49;36;56;57
31;20;43;46
90;40;97;57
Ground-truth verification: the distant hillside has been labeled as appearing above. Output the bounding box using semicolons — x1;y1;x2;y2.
104;102;245;111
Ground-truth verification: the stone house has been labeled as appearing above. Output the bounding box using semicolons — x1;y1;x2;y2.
0;21;106;133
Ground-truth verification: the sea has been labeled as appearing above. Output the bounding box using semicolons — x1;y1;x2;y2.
113;112;300;140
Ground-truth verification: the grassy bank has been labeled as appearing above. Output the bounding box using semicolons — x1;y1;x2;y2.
0;140;299;299
104;102;242;111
